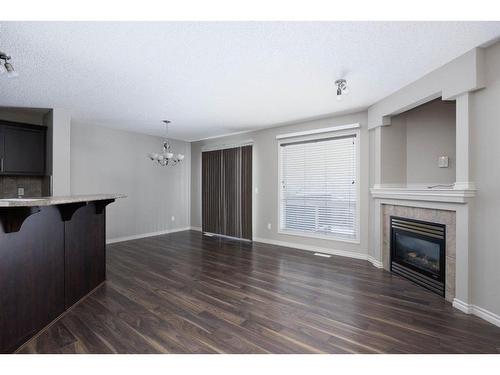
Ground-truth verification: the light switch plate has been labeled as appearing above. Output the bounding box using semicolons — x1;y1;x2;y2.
438;156;449;168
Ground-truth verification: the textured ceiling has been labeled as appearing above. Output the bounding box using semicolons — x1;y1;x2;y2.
1;21;500;141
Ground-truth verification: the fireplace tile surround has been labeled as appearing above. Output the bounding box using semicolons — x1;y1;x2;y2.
382;204;456;301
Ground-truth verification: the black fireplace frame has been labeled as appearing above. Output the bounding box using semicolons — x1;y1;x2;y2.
390;216;446;297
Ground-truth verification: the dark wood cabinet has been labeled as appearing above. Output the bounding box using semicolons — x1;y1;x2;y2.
0;206;65;353
0;133;4;172
0;121;47;176
64;204;106;308
0;200;111;353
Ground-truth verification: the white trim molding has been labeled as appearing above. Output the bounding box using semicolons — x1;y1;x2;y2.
277;229;360;244
367;255;383;269
370;185;476;204
277;128;361;244
452;298;472;314
453;181;477;190
201;139;254;152
453;299;500;328
368;47;485;129
106;227;192;244
254;236;368;261
276;123;359;139
189;129;254;143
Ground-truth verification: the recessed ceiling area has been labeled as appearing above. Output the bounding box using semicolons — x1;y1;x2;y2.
1;21;499;141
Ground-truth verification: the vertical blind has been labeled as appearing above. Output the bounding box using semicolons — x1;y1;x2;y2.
279;134;358;241
202;145;253;240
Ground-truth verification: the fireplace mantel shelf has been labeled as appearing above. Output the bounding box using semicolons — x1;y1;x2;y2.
370;186;476;204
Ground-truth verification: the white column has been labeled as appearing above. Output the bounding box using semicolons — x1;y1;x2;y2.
372;200;383;264
452;94;473;309
373;126;382;188
455;93;475;190
453;203;472;311
370;127;383;265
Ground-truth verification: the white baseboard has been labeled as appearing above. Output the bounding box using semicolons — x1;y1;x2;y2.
367;256;384;268
253;236;368;261
452;298;472;314
190;226;202;232
453;298;500;327
106;226;192;244
253;237;387;271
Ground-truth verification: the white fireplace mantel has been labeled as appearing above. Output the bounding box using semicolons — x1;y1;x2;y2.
370;185;476;204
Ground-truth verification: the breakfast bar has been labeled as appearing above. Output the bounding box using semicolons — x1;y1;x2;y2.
0;194;125;353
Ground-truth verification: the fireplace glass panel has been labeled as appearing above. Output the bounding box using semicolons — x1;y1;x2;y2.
393;232;441;275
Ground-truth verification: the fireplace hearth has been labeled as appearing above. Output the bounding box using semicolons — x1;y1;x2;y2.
390;216;446;296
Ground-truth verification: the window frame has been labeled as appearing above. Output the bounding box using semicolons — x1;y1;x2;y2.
277;127;361;244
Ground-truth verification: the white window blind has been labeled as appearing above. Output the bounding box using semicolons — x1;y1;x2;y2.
279;134;358;241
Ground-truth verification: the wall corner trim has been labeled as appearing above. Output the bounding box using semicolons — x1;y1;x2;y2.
453;298;500;328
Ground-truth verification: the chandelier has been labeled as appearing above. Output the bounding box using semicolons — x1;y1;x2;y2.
0;51;19;78
148;120;184;166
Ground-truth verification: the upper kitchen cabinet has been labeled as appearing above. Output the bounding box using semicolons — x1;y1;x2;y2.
0;121;47;176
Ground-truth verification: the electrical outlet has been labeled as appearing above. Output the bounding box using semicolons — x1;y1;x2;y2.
17;187;25;197
438;156;449;168
267;223;272;230
171;216;175;222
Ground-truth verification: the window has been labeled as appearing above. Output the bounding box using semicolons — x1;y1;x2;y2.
279;132;359;242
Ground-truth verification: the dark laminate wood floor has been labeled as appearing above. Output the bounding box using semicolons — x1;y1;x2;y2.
17;230;500;354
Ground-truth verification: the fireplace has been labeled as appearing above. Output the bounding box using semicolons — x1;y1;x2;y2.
390;216;446;296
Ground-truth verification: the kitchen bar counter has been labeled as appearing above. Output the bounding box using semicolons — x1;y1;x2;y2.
0;193;126;207
0;194;125;353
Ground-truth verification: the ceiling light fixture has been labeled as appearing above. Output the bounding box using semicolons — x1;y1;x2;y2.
0;51;18;78
148;120;185;166
335;79;349;101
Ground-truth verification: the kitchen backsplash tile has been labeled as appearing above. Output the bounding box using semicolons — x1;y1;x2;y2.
0;176;46;198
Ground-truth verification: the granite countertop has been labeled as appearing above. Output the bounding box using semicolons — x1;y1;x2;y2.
0;194;126;207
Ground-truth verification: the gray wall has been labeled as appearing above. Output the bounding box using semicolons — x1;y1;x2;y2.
380;99;456;185
405;99;456;184
470;41;500;315
71;122;191;241
380;115;407;184
191;111;370;256
51;109;72;195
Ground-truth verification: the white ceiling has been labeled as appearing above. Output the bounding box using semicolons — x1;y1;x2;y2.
1;22;500;141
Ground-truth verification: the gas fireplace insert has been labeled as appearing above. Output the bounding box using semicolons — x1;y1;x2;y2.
390;216;446;296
